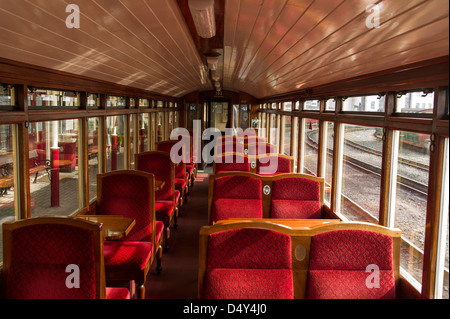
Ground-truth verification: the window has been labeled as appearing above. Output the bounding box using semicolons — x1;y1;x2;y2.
139;113;150;153
294;101;301;111
292;117;300;172
240;105;249;130
302;118;319;176
323;121;334;204
139;99;150;108
0;124;16;263
87;93;101;109
157;112;164;142
0;83;15;110
283;102;292;111
28;87;80;109
340;125;382;222
436;139;449;299
157;101;164;108
325;99;336;112
29;120;81;217
282;116;291;156
130;114;136;169
106;116;126;171
106;96;126;108
304;100;320;111
396;90;435;115
88;118;100;201
342;95;385;112
390;130;430;289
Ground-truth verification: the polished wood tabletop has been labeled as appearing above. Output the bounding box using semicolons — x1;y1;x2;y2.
77;215;135;241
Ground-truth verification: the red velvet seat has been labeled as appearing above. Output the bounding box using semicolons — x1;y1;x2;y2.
306;229;396;299
97;170;163;299
270;176;323;219
213;153;251;174
247;143;277;156
215;142;245;156
135;151;179;251
200;227;293;299
2;217;129;299
209;174;262;224
157;140;189;204
257;155;293;176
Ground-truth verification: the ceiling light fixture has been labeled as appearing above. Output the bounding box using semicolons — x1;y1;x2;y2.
207;56;219;71
188;0;216;38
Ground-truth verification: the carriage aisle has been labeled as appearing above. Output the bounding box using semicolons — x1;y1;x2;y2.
146;166;212;299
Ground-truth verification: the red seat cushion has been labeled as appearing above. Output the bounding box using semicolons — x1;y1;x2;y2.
271;200;321;219
103;241;154;271
106;287;130;299
204;269;293;299
270;177;321;219
257;155;291;175
211;199;262;223
306;230;396;299
155;200;175;217
175;178;186;190
204;228;293;299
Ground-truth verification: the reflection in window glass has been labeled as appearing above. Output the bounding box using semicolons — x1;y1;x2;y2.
0;84;15;106
106;96;126;108
87;93;100;108
292;117;299;172
157;113;164;142
324;122;334;204
396;91;435;114
139;99;150;107
88;118;100;201
0;124;16;263
304;100;320;111
29;120;80;216
28;88;80;108
392;131;430;288
106;116;125;171
343;95;385;112
139;113;150;153
340;125;382;222
283;116;291;156
303;118;319;176
326;99;336;111
240;105;249;130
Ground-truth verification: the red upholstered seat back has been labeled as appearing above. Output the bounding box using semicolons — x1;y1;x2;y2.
6;223;96;299
247;143;276;156
203;228;293;299
270;177;321;219
211;175;262;223
257;155;292;175
136;152;173;202
98;173;153;242
215;154;250;174
215;142;244;156
306;230;396;299
157;141;186;179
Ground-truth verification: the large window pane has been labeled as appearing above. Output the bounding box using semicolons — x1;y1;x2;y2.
106;116;125;171
29;120;80;216
303;118;319;176
28;88;80;109
0;124;16;263
392;131;430;288
324;121;334;204
88;118;100;202
396;90;435;114
283;116;291;156
139;113;150;153
292;117;299;172
340;125;382;222
343;95;385;112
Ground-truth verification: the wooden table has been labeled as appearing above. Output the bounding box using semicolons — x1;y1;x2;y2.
214;218;342;230
77;215;135;241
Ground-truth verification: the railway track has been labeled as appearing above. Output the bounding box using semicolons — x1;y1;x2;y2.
305;131;429;196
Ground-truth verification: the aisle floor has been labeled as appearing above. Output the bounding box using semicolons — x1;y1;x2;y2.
145;167;211;299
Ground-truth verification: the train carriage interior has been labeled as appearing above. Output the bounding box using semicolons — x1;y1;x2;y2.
0;0;449;304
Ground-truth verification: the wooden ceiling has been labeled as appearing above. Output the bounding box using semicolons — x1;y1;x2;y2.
0;0;448;99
